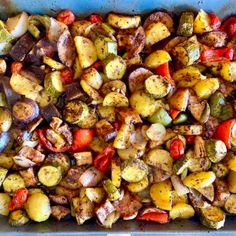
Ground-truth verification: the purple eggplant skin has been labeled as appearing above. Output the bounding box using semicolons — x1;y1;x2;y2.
12;98;39;125
65;82;87;102
25;38;57;65
0;132;10;153
0;77;21;106
41;104;62;122
19;65;45;84
10;33;36;61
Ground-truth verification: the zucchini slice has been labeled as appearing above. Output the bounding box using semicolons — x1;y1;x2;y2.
94;36;117;60
104;54;126;80
205;139;227;163
44;71;64;97
177;12;194;37
121;158;148;183
63;100;89;124
225;194;236;214
8;210;29;226
103;179;120;201
127;176;149;193
145;75;171;98
148;108;172;126
172;36;200;66
38;166;62;187
200;206;225;229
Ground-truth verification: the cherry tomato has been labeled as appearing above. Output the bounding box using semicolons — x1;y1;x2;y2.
89;14;103;24
11;61;23;74
209;13;221;30
94;146;115;172
9;188;29;211
57;9;75;25
70;128;95;152
60;68;74;84
170;138;185;159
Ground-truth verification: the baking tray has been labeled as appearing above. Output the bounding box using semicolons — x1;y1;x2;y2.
0;0;236;235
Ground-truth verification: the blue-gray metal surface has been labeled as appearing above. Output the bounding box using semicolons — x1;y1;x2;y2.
1;0;236;235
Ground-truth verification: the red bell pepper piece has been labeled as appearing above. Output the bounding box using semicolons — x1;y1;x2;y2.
185;135;196;145
137;208;169;224
155;63;175;86
94;146;115;172
214;118;236;149
9;188;29;211
37;128;71;152
89;13;103;24
60;68;74;85
170;109;181;120
208;13;221;30
221;16;236;38
200;47;233;63
170;138;185;159
57;9;75;25
70;128;95;152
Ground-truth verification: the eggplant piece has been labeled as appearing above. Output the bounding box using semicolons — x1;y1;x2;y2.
57;30;76;67
10;33;36;61
0;132;10;153
19;66;45;84
0;77;21;106
25;38;57;65
64;82;88;102
51;205;71;221
10;128;30;146
12;98;39;125
128;67;153;93
0;107;12;132
143;11;174;32
198;31;227;48
41;104;61;122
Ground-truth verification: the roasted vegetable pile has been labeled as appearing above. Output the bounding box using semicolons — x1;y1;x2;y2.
0;8;236;230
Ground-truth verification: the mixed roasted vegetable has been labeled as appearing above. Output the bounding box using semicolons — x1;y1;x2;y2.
0;8;236;230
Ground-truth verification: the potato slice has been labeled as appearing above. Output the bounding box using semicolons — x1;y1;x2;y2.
183;171;216;189
144;50;171;69
193;9;212;34
170;203;194;219
130;90;156;117
103;92;129;107
74;36;97;68
193;78;219;99
107;13;141;29
145;22;170;46
169;88;189;111
150;180;172;210
127;176;149;193
220;62;236;82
